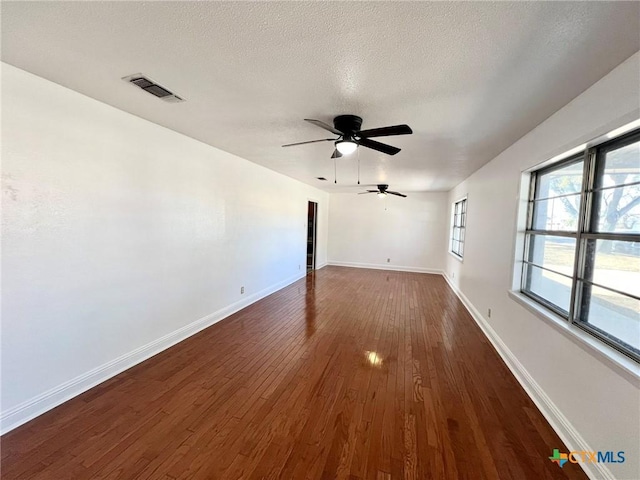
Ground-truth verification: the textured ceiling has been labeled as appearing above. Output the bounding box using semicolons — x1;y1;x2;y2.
2;2;639;192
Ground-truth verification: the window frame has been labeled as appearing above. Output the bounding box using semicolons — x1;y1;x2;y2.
522;154;584;319
522;128;640;362
450;196;467;259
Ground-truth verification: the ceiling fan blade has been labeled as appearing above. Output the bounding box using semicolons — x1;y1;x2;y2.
304;119;343;135
357;124;412;138
387;191;407;197
282;138;334;147
357;138;401;155
331;149;342;159
358;191;377;195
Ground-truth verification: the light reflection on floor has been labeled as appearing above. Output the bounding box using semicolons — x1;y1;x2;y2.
364;350;383;367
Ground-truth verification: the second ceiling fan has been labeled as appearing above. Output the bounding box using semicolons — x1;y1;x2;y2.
359;184;407;198
282;115;412;158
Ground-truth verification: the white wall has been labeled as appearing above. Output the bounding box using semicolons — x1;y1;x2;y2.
445;53;640;480
328;192;447;273
0;63;329;432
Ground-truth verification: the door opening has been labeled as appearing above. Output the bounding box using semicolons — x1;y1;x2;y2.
307;201;318;273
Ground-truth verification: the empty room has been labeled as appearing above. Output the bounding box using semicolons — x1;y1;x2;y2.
1;2;639;479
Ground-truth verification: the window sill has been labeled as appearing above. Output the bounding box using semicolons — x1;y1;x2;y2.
508;290;640;382
448;251;464;263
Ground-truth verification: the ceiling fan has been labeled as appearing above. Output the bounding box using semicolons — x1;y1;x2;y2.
282;115;412;158
359;184;407;198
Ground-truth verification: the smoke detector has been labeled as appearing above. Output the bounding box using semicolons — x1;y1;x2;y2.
122;73;184;103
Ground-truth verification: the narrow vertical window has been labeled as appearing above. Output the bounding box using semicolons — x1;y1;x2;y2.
451;197;467;259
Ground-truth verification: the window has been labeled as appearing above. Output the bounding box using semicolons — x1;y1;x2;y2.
523;129;640;361
451;197;467;258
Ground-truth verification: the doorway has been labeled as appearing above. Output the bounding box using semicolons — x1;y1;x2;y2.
307;201;318;273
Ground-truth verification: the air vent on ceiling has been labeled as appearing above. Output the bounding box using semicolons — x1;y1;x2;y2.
122;73;184;103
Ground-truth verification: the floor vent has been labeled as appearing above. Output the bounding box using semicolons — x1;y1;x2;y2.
122;73;184;103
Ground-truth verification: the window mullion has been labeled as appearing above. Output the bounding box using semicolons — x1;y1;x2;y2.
523;229;579;238
581;232;640;242
569;148;596;325
526;173;536;228
521;175;536;292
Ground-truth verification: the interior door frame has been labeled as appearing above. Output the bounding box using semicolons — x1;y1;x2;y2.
307;200;318;272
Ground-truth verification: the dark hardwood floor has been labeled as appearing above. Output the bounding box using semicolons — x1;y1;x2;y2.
1;267;586;479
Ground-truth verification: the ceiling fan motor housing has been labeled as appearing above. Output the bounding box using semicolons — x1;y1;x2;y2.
333;115;363;135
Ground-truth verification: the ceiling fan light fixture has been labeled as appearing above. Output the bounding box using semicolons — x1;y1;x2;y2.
335;139;357;155
377;192;387;198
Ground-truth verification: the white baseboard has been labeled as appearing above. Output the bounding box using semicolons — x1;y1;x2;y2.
328;261;442;275
0;271;306;435
441;274;609;480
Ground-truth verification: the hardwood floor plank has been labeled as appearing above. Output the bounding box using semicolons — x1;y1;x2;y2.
1;267;587;479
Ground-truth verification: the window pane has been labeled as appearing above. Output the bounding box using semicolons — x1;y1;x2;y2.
524;264;572;313
583;239;640;298
537;161;584;198
578;283;640;353
532;194;581;231
600;140;640;188
527;234;576;276
594;185;640;233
